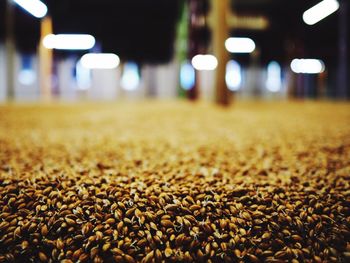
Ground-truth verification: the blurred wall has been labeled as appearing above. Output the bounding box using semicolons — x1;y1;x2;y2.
142;62;178;99
88;68;120;100
0;44;6;101
154;61;178;98
198;70;215;101
14;54;39;101
57;58;77;101
0;46;331;102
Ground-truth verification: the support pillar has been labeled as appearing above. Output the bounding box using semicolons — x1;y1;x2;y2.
5;0;15;101
39;16;53;101
211;0;230;106
187;0;200;100
337;0;348;99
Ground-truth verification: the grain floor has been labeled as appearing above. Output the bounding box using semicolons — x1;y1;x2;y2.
0;101;349;262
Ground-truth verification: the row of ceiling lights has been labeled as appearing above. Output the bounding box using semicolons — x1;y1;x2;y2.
14;0;340;24
11;0;336;73
190;55;325;74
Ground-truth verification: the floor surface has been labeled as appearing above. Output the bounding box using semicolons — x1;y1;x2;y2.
0;101;349;262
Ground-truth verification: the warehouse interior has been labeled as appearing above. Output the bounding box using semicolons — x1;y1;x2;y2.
0;0;349;101
0;1;349;262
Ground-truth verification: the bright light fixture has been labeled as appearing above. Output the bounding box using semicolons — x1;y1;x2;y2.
225;60;242;91
180;61;195;90
80;53;120;69
75;61;91;90
13;0;48;18
191;55;218;71
303;0;339;25
18;69;36;86
225;37;256;53
266;61;282;92
121;62;140;91
290;59;325;74
43;34;96;50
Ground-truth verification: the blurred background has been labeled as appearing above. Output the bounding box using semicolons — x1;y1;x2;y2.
0;0;349;103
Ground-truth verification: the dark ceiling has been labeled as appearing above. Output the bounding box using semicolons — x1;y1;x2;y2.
46;0;182;63
0;0;348;65
233;0;347;66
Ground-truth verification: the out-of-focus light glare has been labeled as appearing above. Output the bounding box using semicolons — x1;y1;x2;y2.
225;37;256;53
18;69;36;85
191;55;218;71
80;53;120;69
303;0;339;25
225;60;242;91
76;61;91;90
290;59;325;74
13;0;47;18
43;34;96;50
121;62;140;91
228;15;269;30
180;61;195;90
266;61;282;92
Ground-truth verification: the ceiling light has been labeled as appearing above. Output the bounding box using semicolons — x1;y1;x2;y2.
225;37;256;54
13;0;47;18
303;0;339;25
290;59;325;74
43;34;96;50
80;53;120;69
191;55;218;71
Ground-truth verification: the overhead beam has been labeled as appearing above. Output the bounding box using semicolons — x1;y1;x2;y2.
227;14;269;30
